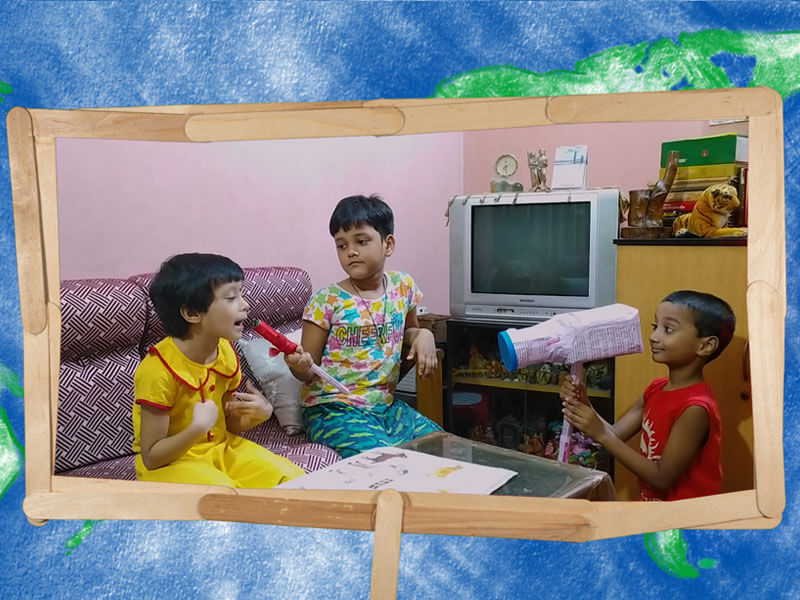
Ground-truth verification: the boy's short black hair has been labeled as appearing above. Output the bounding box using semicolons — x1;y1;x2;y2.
149;253;244;338
662;290;736;362
329;194;394;239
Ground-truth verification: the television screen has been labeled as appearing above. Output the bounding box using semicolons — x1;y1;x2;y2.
471;202;591;297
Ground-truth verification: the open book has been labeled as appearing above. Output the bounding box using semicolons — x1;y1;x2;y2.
277;446;517;495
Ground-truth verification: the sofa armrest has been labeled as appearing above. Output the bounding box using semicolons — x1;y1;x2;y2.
414;349;444;426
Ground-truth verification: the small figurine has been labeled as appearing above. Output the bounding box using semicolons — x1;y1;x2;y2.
467;344;488;372
520;433;545;456
486;359;504;379
528;148;550;192
497;414;523;449
535;363;553;385
568;431;599;469
469;424;495;446
543;440;557;460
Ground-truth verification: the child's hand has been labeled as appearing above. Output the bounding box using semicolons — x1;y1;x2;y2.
559;374;589;406
227;380;274;422
407;328;437;379
561;376;606;442
190;398;219;435
284;345;314;378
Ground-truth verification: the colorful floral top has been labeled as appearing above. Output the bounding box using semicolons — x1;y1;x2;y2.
301;271;422;409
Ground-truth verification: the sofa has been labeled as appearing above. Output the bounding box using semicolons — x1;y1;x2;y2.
56;265;342;480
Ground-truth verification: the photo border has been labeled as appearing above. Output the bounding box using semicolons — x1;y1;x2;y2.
9;88;785;539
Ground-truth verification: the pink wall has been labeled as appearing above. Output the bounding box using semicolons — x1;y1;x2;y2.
57;119;747;315
57;133;463;313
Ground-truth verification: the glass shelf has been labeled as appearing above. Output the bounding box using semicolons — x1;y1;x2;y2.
452;375;610;398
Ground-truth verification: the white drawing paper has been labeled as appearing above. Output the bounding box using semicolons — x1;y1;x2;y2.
277;446;517;495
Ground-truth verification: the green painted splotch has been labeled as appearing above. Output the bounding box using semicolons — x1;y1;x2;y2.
0;362;24;501
644;529;718;579
434;29;800;100
64;520;102;555
0;362;24;398
0;405;23;500
0;80;11;102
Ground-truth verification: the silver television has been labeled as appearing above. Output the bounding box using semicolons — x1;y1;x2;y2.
449;188;620;323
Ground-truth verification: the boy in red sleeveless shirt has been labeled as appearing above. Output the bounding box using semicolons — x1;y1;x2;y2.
560;290;735;501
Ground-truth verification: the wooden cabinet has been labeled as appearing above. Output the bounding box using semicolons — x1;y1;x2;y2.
614;241;753;500
443;319;615;475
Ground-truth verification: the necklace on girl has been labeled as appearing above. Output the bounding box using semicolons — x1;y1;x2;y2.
350;273;388;344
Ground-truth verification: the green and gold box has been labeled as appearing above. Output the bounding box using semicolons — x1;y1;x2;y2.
660;133;748;168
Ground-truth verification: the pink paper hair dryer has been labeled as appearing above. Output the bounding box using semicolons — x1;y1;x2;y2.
497;304;643;463
252;320;350;395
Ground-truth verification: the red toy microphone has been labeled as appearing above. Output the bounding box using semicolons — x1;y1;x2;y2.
252;320;350;394
253;320;298;354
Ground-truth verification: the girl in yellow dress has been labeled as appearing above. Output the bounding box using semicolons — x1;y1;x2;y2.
132;253;304;487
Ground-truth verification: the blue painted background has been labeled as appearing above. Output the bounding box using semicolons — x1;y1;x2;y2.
1;3;797;598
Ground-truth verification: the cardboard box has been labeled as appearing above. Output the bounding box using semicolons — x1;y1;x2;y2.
659;162;743;181
660;133;748;168
418;313;450;343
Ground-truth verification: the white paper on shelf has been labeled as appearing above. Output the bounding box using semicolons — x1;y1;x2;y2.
276;446;517;495
505;303;643;366
551;144;589;189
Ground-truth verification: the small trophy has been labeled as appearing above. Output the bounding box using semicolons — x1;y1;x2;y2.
528;148;550;192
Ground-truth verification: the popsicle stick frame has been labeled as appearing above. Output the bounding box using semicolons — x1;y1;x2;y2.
9;88;784;542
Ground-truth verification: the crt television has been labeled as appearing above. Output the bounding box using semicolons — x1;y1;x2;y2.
449;188;620;323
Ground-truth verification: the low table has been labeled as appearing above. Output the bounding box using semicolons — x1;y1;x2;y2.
399;431;616;500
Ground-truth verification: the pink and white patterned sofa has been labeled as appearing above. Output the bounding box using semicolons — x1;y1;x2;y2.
56;265;341;480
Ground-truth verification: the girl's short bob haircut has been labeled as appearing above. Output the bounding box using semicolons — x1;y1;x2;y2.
149;253;244;338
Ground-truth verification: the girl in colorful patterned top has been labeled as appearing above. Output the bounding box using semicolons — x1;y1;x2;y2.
285;195;442;457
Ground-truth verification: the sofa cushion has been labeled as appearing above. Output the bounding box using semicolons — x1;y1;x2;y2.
238;331;304;434
240;265;312;337
127;271;164;353
60;278;148;360
57;279;147;472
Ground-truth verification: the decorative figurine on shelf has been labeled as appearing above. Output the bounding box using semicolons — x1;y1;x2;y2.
543;439;557;460
621;149;679;239
520;432;545;456
497;415;523;449
467;344;488;372
535;363;553;385
528;148;550;192
585;361;612;390
568;431;599;469
490;152;525;193
486;359;505;379
672;183;747;238
469;424;495;446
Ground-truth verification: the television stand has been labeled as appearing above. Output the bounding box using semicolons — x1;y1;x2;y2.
443;318;615;478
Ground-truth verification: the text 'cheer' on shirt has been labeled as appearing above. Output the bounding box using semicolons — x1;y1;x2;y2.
301;270;421;409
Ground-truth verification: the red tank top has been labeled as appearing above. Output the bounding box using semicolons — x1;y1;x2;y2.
638;378;723;501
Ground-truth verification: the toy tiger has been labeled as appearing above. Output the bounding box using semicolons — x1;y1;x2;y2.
672;183;747;238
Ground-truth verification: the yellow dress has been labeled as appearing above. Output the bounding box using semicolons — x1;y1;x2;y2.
132;337;304;487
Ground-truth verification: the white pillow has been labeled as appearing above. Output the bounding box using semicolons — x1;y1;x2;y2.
238;329;304;434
